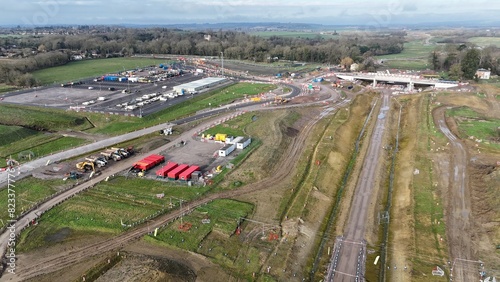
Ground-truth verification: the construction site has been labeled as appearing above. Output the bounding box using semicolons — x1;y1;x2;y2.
0;58;499;282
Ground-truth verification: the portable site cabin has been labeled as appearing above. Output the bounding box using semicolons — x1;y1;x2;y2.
227;136;243;145
167;164;189;180
236;137;252;149
218;144;235;157
179;166;200;181
156;162;178;178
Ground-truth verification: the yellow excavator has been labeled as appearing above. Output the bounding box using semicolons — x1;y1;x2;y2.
76;161;95;172
274;96;288;104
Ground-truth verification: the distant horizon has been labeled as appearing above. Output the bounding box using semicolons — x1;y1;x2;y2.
2;20;500;30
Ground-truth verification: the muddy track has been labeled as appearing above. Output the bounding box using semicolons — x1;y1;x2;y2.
434;106;475;282
12;104;345;281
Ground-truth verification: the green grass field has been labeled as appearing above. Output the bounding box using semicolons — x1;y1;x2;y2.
447;107;500;149
150;199;253;250
17;176;211;252
0;125;39;147
0;104;93;131
87;83;276;135
0;125;87;166
203;112;256;137
0;84;18;94
376;40;435;70
147;199;258;279
250;31;339;39
0;177;68;222
32;57;164;85
468;37;500;47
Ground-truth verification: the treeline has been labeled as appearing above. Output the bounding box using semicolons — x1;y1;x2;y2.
429;44;500;80
0;28;405;85
0;51;70;87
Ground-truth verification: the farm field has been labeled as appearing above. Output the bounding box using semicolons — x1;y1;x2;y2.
376;40;435;70
251;31;339;39
468;37;500;47
17;176;211;252
32;57;163;85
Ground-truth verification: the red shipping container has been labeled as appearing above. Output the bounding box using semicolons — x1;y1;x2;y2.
179;166;200;180
167;164;189;180
156;162;178;177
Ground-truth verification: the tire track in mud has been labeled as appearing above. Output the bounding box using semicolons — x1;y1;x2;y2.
434;106;475;282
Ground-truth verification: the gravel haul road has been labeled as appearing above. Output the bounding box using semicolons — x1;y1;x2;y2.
435;107;476;282
326;93;390;282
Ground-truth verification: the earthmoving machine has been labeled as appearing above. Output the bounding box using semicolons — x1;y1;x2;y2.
101;149;122;161
274;96;289;104
85;156;107;168
76;161;95;172
111;147;130;158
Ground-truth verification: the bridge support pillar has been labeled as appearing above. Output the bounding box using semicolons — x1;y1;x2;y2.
408;81;414;91
373;79;377;87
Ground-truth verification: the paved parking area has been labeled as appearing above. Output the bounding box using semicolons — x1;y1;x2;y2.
0;73;229;116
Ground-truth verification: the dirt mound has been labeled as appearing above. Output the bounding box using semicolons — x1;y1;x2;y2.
95;254;196;282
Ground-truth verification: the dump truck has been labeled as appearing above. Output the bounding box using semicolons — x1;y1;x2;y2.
101;149;122;161
111;147;129;158
85;156;107;168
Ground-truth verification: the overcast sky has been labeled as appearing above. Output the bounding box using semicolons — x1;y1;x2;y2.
2;0;499;26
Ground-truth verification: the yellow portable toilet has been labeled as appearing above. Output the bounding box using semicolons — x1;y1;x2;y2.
215;133;227;142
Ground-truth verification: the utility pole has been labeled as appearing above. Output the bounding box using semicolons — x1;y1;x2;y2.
180;199;183;226
221;51;224;77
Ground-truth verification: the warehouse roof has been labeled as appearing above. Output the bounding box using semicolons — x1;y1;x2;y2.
174;77;227;90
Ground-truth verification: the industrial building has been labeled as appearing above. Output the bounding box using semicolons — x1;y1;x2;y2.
219;144;236;157
173;77;227;94
236;137;252;149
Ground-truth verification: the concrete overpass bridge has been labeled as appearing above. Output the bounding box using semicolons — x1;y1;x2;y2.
337;72;458;91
